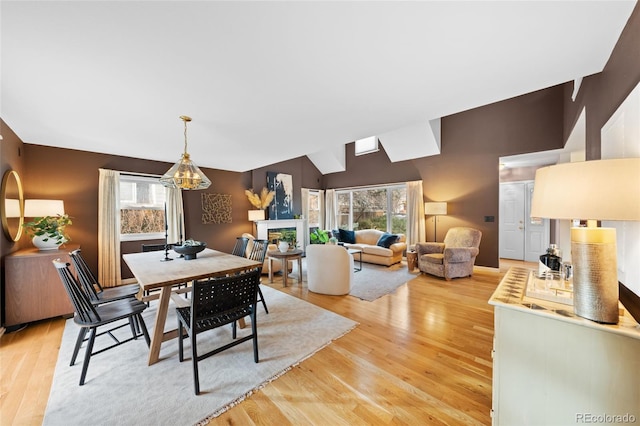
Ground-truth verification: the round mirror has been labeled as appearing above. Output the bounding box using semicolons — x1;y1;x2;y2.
1;170;24;242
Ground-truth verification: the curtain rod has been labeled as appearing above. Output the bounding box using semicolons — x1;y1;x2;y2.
117;170;161;179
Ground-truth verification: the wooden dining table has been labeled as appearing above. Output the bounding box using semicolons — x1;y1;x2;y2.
123;248;262;365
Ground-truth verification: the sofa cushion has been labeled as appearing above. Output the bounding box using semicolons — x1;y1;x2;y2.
362;245;393;256
423;253;444;265
338;229;356;244
376;233;398;248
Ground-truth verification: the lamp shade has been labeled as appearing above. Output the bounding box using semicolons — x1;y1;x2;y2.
248;209;265;221
424;202;447;216
24;199;65;217
531;158;640;221
5;199;21;218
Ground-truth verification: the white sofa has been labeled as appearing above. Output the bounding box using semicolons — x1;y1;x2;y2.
340;229;407;266
306;244;353;295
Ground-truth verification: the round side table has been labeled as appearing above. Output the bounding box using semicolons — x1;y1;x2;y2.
407;250;418;271
267;248;303;287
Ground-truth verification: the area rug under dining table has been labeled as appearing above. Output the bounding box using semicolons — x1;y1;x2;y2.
43;285;357;426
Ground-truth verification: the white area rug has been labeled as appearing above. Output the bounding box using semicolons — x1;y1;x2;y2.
350;262;420;301
43;286;357;426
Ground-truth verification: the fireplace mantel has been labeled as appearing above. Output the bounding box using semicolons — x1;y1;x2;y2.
256;219;307;249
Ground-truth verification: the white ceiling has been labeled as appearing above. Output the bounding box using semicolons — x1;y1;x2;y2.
1;1;636;173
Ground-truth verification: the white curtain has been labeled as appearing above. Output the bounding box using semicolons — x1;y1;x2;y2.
318;189;325;229
165;187;184;243
406;180;425;248
300;188;310;222
325;189;337;230
98;169;121;287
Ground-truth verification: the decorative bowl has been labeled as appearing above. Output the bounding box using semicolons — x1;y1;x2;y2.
173;242;206;260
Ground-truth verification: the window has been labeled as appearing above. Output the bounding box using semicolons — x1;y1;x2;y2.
336;184;406;233
119;175;166;241
308;190;321;228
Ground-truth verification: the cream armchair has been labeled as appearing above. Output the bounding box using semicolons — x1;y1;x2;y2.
415;227;482;280
306;244;353;295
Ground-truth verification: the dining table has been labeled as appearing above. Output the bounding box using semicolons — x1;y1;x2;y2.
123;248;262;365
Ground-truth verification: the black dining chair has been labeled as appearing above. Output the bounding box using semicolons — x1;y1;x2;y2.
177;269;261;395
245;238;270;314
69;249;140;306
53;259;150;385
231;236;250;257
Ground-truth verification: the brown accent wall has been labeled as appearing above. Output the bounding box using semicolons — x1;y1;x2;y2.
21;144;253;279
324;85;565;268
1;120;26;326
564;2;640;159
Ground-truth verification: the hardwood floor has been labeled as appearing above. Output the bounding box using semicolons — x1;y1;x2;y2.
0;260;531;425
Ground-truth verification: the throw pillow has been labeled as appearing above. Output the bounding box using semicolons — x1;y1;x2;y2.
338;229;356;244
377;233;398;248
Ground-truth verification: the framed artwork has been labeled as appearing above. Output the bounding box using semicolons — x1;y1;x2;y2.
201;193;232;224
267;172;293;219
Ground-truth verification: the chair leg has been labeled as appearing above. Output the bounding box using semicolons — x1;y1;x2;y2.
251;307;259;363
79;328;97;386
128;316;138;339
178;321;184;362
137;314;151;347
257;285;269;314
232;320;237;339
71;328;88;366
191;333;200;395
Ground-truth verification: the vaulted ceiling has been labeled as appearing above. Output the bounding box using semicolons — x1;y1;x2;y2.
1;1;636;173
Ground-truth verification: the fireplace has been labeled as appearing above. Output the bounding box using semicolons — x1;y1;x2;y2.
256;219;307;251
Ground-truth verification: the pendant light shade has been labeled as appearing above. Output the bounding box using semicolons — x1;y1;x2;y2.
160;115;211;190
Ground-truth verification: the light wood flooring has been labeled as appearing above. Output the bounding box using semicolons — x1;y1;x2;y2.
1;259;531;425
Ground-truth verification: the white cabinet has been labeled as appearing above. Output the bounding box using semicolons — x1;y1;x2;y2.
490;267;640;425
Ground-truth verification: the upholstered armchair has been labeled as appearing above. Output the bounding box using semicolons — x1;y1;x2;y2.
306;244;354;295
415;227;482;280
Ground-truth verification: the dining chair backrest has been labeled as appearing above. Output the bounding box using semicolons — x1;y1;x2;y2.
190;268;261;326
231;237;250;257
69;249;102;301
53;259;101;323
247;238;269;264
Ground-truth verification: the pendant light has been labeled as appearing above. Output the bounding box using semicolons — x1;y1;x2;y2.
160;115;211;190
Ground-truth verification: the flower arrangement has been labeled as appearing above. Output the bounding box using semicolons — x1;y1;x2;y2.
245;187;275;210
22;214;72;244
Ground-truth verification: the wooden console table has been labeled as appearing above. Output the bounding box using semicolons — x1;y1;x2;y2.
4;245;78;327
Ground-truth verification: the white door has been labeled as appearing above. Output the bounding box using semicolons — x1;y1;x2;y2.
500;183;525;260
524;181;549;262
500;182;549;261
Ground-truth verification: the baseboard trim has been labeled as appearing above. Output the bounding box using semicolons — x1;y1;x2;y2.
474;265;500;273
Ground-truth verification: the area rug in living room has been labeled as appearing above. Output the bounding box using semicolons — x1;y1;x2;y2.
350;262;420;301
43;286;357;426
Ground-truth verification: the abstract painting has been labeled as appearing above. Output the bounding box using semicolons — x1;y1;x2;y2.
267;172;293;219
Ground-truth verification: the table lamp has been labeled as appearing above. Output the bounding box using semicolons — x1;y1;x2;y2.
24;199;65;217
530;158;640;324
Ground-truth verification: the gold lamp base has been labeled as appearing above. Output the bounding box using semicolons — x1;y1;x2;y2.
571;227;619;324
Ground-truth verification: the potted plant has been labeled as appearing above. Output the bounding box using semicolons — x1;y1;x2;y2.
23;214;72;250
310;229;330;244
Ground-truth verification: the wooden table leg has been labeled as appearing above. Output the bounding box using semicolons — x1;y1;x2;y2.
297;257;302;283
268;257;274;283
147;286;172;366
282;260;289;287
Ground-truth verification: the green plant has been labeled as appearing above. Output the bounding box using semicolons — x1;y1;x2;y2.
310;229;330;244
22;214;72;244
280;230;298;249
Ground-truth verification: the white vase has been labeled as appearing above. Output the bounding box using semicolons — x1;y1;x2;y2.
32;234;64;250
278;241;289;253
